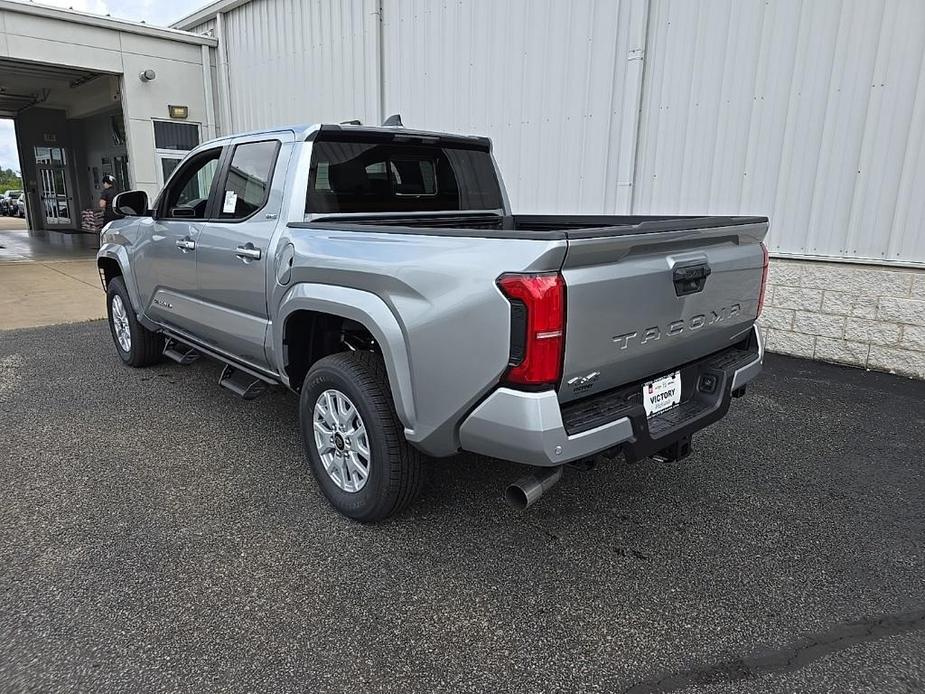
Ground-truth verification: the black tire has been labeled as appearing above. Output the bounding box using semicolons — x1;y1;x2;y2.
106;276;163;367
299;351;424;522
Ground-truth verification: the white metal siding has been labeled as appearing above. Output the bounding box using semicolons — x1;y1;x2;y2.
635;0;925;264
381;0;649;215
217;0;380;132
199;0;925;265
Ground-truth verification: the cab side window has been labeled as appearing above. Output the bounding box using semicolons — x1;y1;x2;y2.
161;147;222;219
217;140;279;220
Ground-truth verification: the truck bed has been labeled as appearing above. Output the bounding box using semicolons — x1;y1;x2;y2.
295;212;769;405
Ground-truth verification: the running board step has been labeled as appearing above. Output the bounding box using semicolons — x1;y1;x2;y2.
163;339;200;365
219;364;268;400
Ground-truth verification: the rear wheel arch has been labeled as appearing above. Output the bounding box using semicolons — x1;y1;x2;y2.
282;309;377;391
277;291;416;431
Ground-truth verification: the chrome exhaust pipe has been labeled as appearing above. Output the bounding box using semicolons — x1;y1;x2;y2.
505;466;563;510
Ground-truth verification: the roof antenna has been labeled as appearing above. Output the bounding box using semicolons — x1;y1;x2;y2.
382;113;403;127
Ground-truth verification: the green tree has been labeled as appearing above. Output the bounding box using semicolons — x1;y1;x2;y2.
0;168;22;191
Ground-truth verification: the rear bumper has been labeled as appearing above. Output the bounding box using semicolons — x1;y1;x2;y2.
458;325;763;467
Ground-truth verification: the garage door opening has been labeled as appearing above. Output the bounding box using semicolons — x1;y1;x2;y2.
0;57;129;241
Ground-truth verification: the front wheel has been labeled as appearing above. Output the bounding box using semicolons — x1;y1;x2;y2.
299;352;424;522
106;276;163;367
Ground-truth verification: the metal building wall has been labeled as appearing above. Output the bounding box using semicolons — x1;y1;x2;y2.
381;0;649;215
180;0;925;266
635;0;925;265
205;0;381;133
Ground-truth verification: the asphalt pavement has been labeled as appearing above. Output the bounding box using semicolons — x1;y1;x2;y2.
0;321;923;693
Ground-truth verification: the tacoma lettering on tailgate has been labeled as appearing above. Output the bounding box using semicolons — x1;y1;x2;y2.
612;303;741;350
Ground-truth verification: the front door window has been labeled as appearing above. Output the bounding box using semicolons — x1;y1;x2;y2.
159;148;222;219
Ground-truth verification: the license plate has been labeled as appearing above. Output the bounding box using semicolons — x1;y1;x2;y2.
643;371;681;417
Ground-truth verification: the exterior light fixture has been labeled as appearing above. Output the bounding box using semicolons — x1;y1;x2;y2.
139;69;156;82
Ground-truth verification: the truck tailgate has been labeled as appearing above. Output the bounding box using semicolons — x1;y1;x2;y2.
558;220;768;404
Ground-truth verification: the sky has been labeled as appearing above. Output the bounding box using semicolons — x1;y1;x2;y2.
36;0;198;25
0;0;202;173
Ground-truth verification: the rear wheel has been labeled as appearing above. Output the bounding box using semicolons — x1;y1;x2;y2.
300;352;424;522
106;276;163;367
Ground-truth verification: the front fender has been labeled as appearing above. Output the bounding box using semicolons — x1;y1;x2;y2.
274;283;417;434
97;242;151;327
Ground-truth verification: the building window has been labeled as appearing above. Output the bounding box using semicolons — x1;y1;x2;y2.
35;147;67;165
153;121;199;151
161;158;182;183
154;122;201;189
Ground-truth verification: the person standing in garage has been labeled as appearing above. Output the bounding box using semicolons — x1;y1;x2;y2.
99;175;118;224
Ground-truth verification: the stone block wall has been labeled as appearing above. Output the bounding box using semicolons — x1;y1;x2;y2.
759;259;925;379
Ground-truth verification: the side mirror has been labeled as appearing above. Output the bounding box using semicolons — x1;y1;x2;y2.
114;190;149;217
170;206;196;218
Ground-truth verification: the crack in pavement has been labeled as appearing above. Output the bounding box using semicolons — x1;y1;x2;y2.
622;608;925;693
39;261;104;290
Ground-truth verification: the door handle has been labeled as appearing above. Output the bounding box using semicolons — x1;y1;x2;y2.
235;245;262;261
672;262;711;296
176;239;195;252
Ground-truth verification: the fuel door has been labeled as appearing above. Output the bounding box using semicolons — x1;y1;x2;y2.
276;243;295;285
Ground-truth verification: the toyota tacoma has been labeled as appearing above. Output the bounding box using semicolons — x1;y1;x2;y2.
97;120;769;521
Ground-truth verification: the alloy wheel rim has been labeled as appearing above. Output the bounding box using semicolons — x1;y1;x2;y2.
313;389;371;493
111;294;131;352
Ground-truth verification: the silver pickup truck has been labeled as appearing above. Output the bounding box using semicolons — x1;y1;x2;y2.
98;121;769;521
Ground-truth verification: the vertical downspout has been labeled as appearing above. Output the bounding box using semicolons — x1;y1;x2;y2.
624;0;652;214
373;0;385;124
200;43;217;140
215;11;234;135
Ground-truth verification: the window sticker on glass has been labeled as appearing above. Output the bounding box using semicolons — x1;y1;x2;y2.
223;190;238;214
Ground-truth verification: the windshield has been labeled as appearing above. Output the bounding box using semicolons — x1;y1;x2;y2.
306;140;504;215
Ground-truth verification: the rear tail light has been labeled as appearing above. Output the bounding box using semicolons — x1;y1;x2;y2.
497;272;566;388
757;242;770;317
